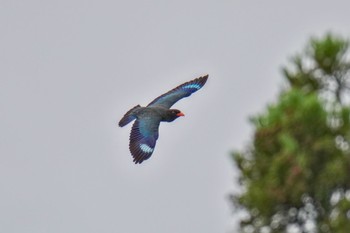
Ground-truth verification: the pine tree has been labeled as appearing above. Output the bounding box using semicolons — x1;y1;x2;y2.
231;33;350;233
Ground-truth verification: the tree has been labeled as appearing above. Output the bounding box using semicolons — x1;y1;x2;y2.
231;33;350;233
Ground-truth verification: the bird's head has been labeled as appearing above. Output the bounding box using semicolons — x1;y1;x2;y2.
164;109;185;122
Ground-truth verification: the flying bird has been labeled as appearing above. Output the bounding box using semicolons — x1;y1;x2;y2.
119;74;209;164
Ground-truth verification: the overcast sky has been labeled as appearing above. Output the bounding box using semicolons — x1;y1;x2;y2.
1;1;350;233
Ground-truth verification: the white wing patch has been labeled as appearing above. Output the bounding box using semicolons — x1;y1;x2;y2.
140;144;154;153
183;83;201;90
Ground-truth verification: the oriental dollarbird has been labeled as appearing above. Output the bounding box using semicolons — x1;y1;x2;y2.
119;75;208;164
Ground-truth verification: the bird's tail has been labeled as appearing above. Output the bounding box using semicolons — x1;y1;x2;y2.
118;105;141;127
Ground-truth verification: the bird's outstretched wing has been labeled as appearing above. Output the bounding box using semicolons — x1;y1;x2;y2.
147;74;208;109
129;117;161;164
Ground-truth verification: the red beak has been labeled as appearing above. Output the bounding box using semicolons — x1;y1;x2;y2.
176;112;185;117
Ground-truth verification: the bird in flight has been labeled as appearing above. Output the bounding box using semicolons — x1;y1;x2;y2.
119;74;209;164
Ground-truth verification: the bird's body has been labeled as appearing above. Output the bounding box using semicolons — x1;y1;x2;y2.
124;106;178;122
119;75;208;164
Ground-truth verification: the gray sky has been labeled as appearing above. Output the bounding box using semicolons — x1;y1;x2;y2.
1;1;350;232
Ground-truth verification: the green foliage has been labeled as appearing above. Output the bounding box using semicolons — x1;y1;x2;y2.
231;34;350;233
282;33;350;103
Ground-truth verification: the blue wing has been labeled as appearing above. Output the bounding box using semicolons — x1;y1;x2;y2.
147;75;208;109
129;117;161;164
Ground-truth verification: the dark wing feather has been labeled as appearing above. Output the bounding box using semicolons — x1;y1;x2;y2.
129;117;161;164
147;75;208;109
